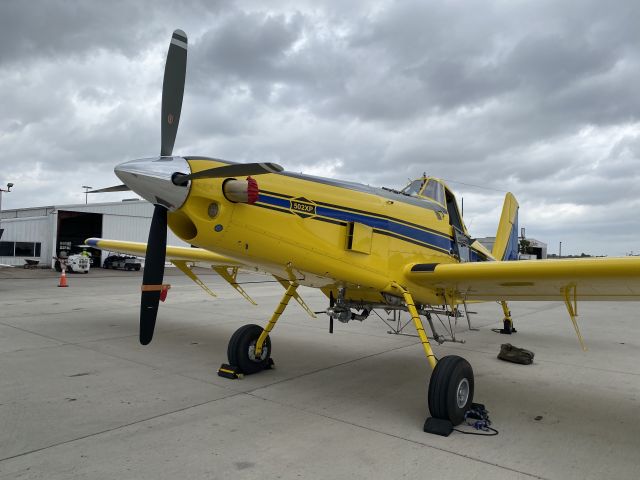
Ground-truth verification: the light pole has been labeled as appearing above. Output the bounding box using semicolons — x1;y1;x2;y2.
0;183;14;240
559;241;562;258
82;186;92;205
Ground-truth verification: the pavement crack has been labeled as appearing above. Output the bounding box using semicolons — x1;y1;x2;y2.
0;392;242;464
244;391;549;480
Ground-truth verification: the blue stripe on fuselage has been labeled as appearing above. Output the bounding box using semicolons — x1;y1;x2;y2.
259;194;290;209
257;193;454;253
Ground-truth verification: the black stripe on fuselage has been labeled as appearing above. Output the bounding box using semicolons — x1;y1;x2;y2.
260;189;453;241
253;198;450;255
254;201;348;227
372;229;450;255
186;157;462;255
185;156;448;218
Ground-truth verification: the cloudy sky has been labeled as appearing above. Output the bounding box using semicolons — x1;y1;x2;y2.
1;0;639;256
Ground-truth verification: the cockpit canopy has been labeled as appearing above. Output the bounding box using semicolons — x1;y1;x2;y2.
400;175;468;236
401;177;445;206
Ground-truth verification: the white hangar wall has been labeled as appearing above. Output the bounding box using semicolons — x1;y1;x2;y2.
0;213;55;266
0;200;189;267
63;200;186;248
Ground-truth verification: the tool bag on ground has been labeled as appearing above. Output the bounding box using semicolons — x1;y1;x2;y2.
497;343;534;365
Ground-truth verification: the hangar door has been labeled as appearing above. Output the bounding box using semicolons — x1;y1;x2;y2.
56;211;102;266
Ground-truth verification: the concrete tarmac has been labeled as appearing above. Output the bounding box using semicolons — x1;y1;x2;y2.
1;267;639;479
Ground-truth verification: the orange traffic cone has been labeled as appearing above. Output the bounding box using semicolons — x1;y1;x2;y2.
58;268;68;288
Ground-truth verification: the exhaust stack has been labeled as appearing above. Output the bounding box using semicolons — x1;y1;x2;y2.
223;177;259;204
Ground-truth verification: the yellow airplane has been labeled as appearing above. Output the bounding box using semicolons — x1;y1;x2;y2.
87;30;640;430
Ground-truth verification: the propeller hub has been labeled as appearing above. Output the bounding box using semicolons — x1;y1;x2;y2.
115;156;191;210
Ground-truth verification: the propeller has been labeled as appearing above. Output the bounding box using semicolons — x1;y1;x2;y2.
139;29;188;345
89;184;131;193
161;30;187;157
136;29;284;345
140;205;168;344
172;162;283;185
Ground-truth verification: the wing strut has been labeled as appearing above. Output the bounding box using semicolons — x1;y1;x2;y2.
171;260;217;297
563;285;587;351
212;266;257;305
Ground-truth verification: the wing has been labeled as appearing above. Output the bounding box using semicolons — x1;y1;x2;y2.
85;238;241;266
406;257;640;301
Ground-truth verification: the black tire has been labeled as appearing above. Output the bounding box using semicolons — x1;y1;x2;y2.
54;260;62;272
134;265;141;271
227;324;271;375
428;355;474;425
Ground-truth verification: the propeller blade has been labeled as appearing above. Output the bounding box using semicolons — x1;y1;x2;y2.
140;205;168;345
161;29;188;157
173;162;283;185
89;184;131;193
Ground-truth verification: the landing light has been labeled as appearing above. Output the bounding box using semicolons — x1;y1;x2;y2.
208;202;220;218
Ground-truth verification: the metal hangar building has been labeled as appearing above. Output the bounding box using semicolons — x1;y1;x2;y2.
0;199;189;268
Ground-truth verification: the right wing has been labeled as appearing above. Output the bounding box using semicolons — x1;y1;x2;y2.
85;238;242;266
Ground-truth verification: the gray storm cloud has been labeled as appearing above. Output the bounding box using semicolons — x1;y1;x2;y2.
0;0;638;255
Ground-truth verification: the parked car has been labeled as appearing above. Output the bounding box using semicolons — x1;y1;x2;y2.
103;255;142;271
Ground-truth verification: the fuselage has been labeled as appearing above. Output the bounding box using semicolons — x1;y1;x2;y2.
164;157;491;305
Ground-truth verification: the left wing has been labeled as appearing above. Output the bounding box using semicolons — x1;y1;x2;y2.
406;257;640;301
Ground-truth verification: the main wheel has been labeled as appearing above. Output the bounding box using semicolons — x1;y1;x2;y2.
428;355;474;425
227;324;271;375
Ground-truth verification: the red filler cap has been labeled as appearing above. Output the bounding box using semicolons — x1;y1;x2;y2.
246;176;259;204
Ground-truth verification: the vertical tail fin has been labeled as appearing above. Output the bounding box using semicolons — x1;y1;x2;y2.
492;193;519;261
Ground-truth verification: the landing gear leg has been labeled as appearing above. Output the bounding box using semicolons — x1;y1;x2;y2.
392;283;474;432
219;282;298;378
499;301;517;334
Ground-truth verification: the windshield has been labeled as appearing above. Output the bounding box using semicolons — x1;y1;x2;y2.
422;180;445;205
401;179;425;196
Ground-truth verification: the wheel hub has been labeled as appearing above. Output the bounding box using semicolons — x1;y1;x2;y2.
248;341;268;362
456;378;470;408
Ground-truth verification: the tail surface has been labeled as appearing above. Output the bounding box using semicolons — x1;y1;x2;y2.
492;193;519;261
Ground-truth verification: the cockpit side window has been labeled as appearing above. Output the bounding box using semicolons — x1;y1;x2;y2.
401;179;425;196
422;180;445;205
